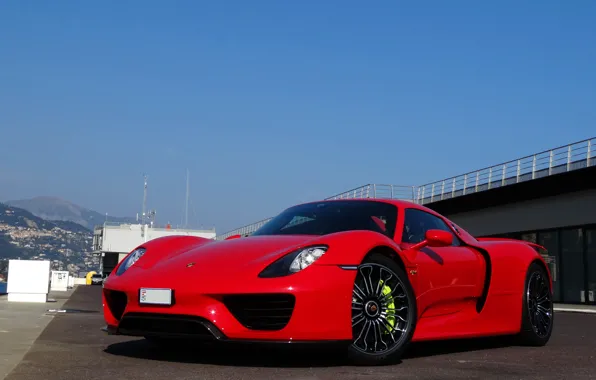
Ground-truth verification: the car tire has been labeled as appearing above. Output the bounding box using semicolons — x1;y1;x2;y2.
517;261;554;346
347;252;417;366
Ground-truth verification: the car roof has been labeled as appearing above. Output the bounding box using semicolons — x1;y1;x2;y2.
282;198;479;244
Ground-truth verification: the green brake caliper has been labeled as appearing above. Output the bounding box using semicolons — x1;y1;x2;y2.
379;279;395;333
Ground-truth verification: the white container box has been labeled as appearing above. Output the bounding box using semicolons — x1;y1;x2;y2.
7;260;51;303
50;271;69;292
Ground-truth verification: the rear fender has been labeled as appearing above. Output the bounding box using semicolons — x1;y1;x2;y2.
476;237;546;251
475;238;553;286
470;238;553;312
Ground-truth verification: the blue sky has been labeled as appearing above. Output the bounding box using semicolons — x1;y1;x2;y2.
1;0;595;233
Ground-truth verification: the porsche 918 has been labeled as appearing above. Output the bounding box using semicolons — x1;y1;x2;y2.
102;199;554;365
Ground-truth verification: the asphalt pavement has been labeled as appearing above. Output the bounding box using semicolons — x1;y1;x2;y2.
4;286;596;380
0;289;72;379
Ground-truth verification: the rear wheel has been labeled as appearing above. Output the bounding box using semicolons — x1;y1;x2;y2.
518;262;554;346
347;253;417;365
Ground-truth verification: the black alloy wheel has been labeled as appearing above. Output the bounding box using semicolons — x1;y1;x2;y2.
518;261;554;346
348;253;417;365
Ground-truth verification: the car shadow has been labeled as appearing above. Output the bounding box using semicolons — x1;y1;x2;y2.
404;335;515;359
105;339;350;367
104;335;516;367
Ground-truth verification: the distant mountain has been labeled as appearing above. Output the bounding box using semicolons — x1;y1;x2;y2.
5;196;136;230
0;202;99;275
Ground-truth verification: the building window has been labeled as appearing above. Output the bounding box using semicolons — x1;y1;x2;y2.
521;233;537;244
560;228;585;303
538;231;561;302
586;228;596;304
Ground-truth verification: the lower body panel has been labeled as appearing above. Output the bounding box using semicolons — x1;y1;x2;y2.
102;264;357;343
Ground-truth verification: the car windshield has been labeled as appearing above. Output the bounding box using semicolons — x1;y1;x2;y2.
252;200;398;238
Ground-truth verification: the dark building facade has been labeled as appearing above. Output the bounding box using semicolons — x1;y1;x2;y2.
422;141;596;305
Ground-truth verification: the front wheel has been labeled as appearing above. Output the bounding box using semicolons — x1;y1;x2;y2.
347;253;417;365
518;262;554;346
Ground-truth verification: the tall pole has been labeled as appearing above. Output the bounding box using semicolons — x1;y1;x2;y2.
142;174;148;226
185;169;189;228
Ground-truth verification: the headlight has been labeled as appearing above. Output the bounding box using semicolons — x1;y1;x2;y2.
258;245;328;278
115;247;146;275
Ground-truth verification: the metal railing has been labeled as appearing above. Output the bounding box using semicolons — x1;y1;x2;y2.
215;184;416;240
416;137;595;204
325;184;417;201
215;217;274;240
216;137;595;240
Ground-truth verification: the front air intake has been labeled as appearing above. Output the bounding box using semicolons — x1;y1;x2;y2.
103;289;127;320
118;313;224;339
222;294;295;331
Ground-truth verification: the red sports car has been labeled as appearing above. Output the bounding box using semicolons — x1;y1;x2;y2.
102;199;554;365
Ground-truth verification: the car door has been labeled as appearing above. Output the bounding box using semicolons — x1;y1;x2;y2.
400;208;485;315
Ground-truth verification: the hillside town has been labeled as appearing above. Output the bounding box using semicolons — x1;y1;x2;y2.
0;204;99;277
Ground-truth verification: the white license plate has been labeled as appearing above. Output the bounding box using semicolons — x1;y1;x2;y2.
139;288;172;305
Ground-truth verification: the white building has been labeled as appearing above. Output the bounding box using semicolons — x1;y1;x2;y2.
92;222;216;275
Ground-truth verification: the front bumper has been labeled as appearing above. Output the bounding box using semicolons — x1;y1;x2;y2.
102;264;357;342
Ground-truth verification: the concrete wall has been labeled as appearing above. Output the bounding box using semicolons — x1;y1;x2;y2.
445;189;596;236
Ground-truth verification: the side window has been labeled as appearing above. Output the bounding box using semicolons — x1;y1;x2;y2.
402;209;460;246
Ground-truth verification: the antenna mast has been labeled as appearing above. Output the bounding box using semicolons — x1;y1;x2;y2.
185;169;189;228
142;174;148;225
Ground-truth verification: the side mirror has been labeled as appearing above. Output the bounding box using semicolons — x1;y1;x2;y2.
225;234;242;240
408;229;453;251
425;229;453;247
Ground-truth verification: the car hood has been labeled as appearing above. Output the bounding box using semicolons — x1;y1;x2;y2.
129;234;323;279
